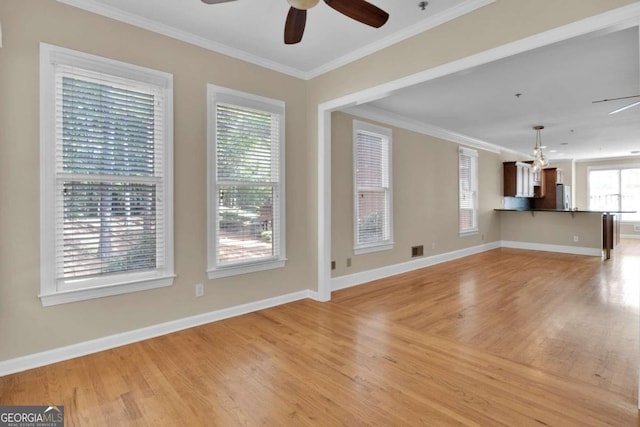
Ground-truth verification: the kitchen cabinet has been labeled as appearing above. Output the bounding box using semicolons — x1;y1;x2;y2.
525;161;545;198
533;168;564;209
503;161;534;197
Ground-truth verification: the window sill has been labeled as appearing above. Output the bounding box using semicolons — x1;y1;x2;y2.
354;242;394;255
39;274;175;307
208;258;286;279
459;230;479;237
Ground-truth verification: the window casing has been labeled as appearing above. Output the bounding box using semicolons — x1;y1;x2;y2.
207;85;286;278
589;166;640;222
353;121;393;255
40;44;174;306
459;147;479;235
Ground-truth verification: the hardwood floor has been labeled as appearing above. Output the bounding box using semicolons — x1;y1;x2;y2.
1;241;638;425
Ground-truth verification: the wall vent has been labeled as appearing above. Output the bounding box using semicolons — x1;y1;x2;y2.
411;245;424;258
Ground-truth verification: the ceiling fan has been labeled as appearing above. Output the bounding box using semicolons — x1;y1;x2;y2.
592;94;640;115
201;0;390;45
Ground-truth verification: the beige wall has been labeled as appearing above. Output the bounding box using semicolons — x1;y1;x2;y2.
0;0;313;361
499;211;603;249
0;0;635;362
330;112;502;277
574;157;640;235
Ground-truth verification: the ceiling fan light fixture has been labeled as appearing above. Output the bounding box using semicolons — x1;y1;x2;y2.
287;0;320;10
608;100;640;115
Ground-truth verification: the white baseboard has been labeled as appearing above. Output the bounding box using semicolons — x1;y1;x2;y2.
0;238;610;377
621;234;640;240
500;240;602;257
0;289;313;377
331;241;501;292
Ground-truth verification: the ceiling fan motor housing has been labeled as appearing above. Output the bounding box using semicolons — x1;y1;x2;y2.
287;0;320;10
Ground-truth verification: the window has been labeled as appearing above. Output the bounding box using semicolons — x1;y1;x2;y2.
40;44;174;306
353;121;393;254
207;85;286;278
589;166;640;222
459;147;478;234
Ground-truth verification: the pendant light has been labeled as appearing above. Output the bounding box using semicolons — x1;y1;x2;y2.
531;125;549;172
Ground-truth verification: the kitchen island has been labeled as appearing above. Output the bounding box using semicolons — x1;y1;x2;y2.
495;209;624;259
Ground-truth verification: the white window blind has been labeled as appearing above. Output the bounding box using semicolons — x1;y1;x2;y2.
40;44;174;305
459;147;478;234
354;121;393;253
207;86;286;278
589;167;640;222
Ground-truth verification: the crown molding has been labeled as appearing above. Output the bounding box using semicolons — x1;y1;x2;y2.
305;0;496;79
56;0;309;79
344;104;514;155
57;0;495;81
574;155;640;163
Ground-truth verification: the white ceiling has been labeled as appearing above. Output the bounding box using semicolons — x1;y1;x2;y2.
59;0;491;79
359;27;640;161
58;0;639;161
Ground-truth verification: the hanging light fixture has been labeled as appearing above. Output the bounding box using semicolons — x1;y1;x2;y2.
531;125;549;172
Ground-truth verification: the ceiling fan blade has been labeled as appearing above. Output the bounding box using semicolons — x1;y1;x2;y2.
284;7;307;45
324;0;389;28
609;100;640;115
592;94;640;104
201;0;237;4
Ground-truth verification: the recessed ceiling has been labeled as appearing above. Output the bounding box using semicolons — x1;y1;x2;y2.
359;27;640;161
58;0;492;79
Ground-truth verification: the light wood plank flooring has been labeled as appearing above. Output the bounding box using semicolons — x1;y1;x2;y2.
1;241;638;425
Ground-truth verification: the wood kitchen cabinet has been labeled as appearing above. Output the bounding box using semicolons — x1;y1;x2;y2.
503;161;534;197
533;167;563;209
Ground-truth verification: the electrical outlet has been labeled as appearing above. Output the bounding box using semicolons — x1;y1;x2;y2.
573;235;579;243
331;260;336;270
195;283;204;297
346;258;352;267
431;242;436;250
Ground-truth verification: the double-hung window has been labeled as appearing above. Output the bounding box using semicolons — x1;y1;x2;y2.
459;147;479;235
353;120;393;254
40;44;174;306
589;166;640;222
207;85;286;278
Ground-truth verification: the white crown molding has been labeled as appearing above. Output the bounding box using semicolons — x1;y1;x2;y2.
344;104;508;154
0;290;313;376
56;0;309;79
574;155;640;163
56;0;496;80
305;0;497;79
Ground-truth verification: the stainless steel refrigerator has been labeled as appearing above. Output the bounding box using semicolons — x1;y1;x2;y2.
556;184;571;210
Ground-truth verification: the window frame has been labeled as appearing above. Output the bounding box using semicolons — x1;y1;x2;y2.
459;146;479;236
206;84;286;279
39;43;174;306
352;120;394;255
588;164;640;223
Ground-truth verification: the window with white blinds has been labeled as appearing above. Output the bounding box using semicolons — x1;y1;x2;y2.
459;147;479;235
353;121;393;254
40;44;174;306
207;85;286;278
